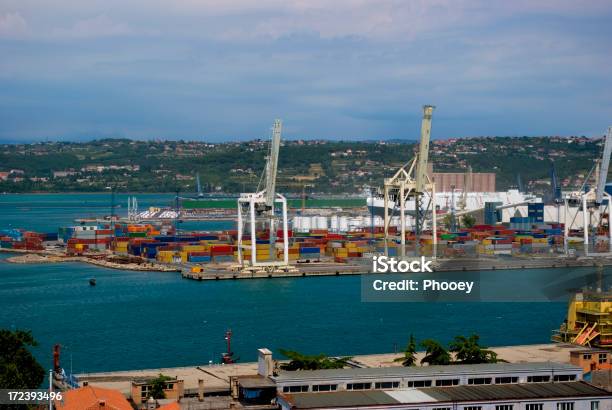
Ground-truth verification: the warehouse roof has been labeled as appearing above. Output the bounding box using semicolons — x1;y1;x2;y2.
409;382;609;402
237;376;277;389
275;362;581;382
280;382;609;409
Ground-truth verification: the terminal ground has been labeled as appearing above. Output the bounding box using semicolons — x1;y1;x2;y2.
4;248;612;278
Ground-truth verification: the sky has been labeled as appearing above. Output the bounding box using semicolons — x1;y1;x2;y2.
0;0;611;142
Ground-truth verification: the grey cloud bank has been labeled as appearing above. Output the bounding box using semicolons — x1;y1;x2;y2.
0;0;611;141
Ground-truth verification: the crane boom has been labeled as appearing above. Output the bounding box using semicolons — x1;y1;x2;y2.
596;127;612;204
265;119;282;208
415;105;435;193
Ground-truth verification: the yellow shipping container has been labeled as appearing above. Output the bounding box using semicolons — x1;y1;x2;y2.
181;245;208;252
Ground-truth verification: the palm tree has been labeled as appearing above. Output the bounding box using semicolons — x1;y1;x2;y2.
394;334;417;366
449;334;498;364
420;339;451;365
279;349;352;370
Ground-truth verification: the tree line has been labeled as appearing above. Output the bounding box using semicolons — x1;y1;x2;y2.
279;333;498;371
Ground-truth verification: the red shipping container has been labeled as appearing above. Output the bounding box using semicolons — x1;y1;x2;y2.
210;244;232;252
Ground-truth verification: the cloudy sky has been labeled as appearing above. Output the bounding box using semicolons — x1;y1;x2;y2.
0;0;611;141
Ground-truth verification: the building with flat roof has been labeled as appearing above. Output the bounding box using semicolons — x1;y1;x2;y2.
277;381;609;410
274;362;583;394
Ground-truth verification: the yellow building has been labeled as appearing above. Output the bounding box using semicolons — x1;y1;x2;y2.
131;376;184;405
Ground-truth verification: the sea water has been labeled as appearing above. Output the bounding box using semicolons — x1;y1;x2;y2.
0;193;568;374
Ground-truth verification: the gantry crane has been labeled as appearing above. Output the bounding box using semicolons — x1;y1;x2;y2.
383;105;437;258
236;119;295;273
564;127;612;256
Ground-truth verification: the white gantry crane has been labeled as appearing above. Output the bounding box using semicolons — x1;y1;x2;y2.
564;126;612;256
236;119;296;273
383;105;437;258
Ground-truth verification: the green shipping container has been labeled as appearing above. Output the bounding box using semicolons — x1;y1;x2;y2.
128;232;147;238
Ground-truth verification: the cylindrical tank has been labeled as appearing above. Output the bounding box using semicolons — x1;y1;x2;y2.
339;216;349;232
330;216;339;232
292;216;301;232
301;217;311;232
348;217;361;231
316;216;328;230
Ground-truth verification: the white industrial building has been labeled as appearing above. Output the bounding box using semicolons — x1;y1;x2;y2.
274;363;583;394
277;381;609;410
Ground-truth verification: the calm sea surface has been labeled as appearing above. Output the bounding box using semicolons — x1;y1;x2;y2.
0;193;573;374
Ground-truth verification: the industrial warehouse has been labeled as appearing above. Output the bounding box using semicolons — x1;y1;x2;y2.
58;345;612;409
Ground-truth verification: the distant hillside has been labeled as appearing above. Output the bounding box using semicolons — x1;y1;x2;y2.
0;136;605;195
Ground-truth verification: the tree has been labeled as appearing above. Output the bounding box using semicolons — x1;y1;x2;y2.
148;374;172;399
461;214;476;228
0;329;45;390
394;334;417;367
279;349;352;370
442;214;453;229
420;339;450;366
449;334;497;364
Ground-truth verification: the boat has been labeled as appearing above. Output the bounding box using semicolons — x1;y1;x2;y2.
89;278;96;286
367;189;538;218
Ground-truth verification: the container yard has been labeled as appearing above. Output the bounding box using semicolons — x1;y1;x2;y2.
2;117;612;278
3;206;612;279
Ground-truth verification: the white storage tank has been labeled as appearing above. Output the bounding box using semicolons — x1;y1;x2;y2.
348;217;361;231
301;217;311;232
316;216;328;230
292;216;302;232
339;216;349;232
330;216;339;232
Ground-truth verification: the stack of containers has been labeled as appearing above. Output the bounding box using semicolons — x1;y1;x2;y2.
66;237;110;254
211;243;234;263
531;234;549;254
0;236;14;249
188;251;211;263
491;236;512;255
510;217;531;231
113;237;130;253
22;232;44;250
528;203;545;223
299;245;320;261
276;242;300;260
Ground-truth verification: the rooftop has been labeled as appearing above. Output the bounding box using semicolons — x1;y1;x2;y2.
237;375;277;389
275;362;581;382
54;385;132;410
280;382;610;409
